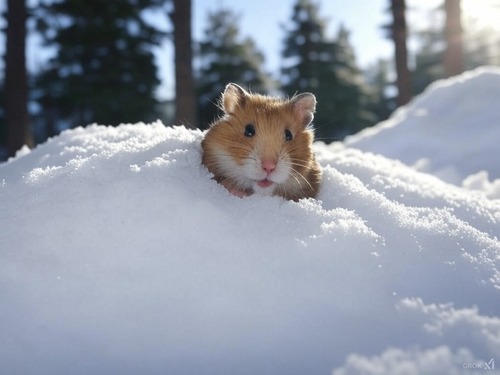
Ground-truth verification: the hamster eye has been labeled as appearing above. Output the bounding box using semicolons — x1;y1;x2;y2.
284;129;293;141
244;124;256;137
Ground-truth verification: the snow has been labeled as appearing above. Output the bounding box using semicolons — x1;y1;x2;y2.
345;66;500;199
1;68;500;375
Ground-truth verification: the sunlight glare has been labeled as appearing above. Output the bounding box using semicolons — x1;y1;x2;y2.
463;0;500;31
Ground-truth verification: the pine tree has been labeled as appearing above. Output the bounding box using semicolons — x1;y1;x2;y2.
390;0;412;106
333;25;377;134
196;8;272;128
282;0;373;140
5;0;33;156
171;0;196;127
407;1;498;97
443;0;463;77
413;24;444;95
34;0;165;129
364;59;394;122
0;83;6;157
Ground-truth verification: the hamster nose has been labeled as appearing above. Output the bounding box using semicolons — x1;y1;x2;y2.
261;159;277;173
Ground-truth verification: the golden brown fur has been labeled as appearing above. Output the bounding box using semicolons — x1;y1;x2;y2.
201;83;322;201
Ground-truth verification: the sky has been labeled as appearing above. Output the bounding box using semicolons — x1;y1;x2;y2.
191;0;500;68
1;0;500;101
192;0;393;70
156;0;500;99
155;0;400;99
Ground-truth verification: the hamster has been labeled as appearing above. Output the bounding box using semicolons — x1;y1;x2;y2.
201;83;322;201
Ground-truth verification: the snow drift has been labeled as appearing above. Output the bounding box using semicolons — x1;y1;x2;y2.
345;66;500;199
1;68;499;375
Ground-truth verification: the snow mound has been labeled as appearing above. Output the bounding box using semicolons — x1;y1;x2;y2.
1;120;499;374
345;66;500;197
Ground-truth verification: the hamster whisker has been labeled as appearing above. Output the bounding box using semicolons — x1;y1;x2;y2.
290;166;314;192
279;182;300;201
288;170;303;189
289;161;312;170
244;155;259;163
282;160;307;174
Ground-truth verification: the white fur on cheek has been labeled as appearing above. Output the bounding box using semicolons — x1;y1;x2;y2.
272;155;291;184
242;150;265;181
213;149;254;189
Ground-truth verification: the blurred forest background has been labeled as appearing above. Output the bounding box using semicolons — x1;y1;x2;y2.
1;0;500;159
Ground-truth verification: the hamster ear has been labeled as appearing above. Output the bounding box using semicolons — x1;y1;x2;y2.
222;83;249;113
291;93;316;127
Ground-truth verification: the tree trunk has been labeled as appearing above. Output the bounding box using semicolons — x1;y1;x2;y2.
443;0;463;77
391;0;412;106
172;0;197;128
5;0;33;157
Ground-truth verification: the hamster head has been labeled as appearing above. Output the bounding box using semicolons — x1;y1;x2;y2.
202;83;322;200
